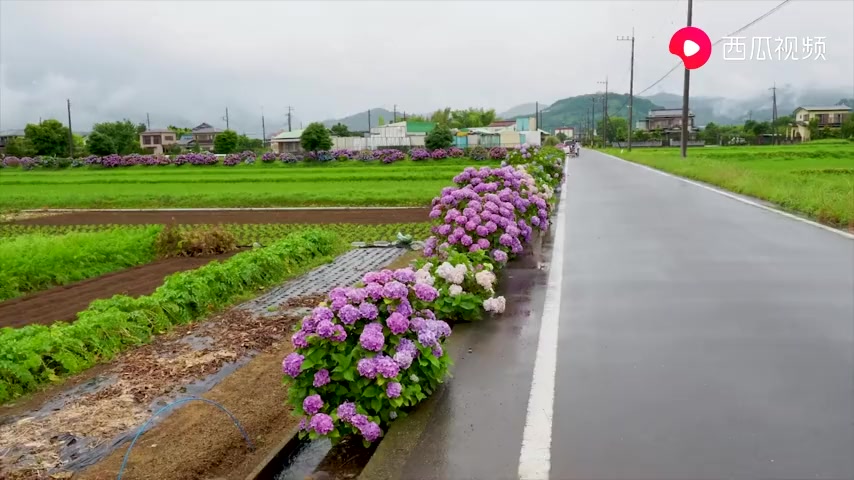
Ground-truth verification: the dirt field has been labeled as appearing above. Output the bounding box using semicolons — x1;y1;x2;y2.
0;252;239;328
12;208;430;225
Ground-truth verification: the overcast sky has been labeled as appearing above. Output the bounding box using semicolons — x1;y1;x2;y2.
1;0;852;135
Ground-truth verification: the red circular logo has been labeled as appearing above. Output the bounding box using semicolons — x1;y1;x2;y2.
669;26;712;70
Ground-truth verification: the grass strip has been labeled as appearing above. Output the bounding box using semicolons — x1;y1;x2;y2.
0;228;345;404
604;144;854;227
0;227;162;302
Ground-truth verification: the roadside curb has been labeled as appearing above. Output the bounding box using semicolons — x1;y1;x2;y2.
357;319;478;480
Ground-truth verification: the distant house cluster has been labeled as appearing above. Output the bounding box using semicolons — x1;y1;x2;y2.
454;116;549;148
138;123;224;153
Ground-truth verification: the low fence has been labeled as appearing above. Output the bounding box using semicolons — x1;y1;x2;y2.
332;136;425;150
608;141;664;148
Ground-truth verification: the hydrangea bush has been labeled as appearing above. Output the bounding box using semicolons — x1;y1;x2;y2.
410;148;430;161
412;250;504;322
448;147;465;158
468;145;488;161
281;147;565;446
284;268;452;445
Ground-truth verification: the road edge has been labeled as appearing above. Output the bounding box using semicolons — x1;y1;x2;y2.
598;151;854;240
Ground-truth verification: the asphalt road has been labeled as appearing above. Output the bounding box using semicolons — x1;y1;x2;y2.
551;150;854;480
391;149;854;480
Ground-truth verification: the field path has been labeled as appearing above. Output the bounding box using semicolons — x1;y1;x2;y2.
10;207;430;225
381;150;854;480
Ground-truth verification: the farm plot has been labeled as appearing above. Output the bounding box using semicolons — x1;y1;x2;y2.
0;159;500;210
606;141;854;228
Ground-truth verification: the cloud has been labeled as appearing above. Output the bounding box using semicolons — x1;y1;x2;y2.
1;0;851;131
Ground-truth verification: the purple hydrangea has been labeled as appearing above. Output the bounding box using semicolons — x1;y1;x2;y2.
492;250;508;263
394;299;413;317
359;301;379;320
357;357;377;378
346;288;367;303
382;281;409;300
338;304;361;325
375;355;400;379
309;413;334;435
393;268;416;284
414;283;439;302
393;350;414;369
417;329;438;348
397;338;418;357
337;402;357;422
359;322;385;351
312;306;334;323
386;312;410;335
364;283;384;301
432;345;443;357
358;419;382;442
332;324;347;342
316;320;336;338
386;382;402;398
303;394;323;415
283;353;304;377
313;369;330;388
292;330;309;348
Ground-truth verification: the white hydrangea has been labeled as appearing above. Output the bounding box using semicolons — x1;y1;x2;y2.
436;262;466;285
542;184;554;199
475;270;496;291
415;265;435;286
483;296;506;313
449;284;463;296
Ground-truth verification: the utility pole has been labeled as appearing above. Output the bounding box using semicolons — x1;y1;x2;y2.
146;112;151;130
591;97;596;147
393;104;397;123
367;109;371;133
618;30;635;150
66;99;73;157
261;112;267;147
535;102;539;130
597;78;609;145
287;106;293;132
770;83;778;144
224;108;230;130
680;0;693;158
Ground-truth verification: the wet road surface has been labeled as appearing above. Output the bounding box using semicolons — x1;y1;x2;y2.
396;150;854;480
552;151;854;480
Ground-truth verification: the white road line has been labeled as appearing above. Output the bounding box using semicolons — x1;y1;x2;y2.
599;151;854;241
518;160;570;480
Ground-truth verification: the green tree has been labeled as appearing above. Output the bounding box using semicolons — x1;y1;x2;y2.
597;117;628;143
72;134;88;157
702;122;721;145
24;119;70;156
840;116;854;139
807;118;819;140
330;123;350;137
90;120;142;155
378;116;386;126
4;136;37;157
237;134;264;151
168;125;192;138
425;123;453;150
632;129;651;142
86;131;117;155
300;122;333;152
544;136;560;147
556;132;568;142
430;108;452;125
213;129;240;154
405;114;429;123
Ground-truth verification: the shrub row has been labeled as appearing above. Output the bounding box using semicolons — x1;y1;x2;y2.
283;145;566;445
0;146;530;170
0;227;162;302
0;229;344;404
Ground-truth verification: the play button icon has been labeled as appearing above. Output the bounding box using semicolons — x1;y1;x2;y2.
669;26;712;69
684;40;700;57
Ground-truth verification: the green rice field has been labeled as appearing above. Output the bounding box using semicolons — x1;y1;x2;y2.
605;141;854;227
0;159;500;210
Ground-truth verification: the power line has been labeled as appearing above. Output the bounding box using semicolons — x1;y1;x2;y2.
637;0;794;98
607;0;795;127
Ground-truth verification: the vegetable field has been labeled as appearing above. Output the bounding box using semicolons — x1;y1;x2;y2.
606;141;854;227
0;159;501;210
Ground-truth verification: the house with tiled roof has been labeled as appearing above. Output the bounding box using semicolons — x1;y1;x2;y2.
787;105;852;141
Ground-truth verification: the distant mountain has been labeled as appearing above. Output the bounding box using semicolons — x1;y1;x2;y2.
498;102;549;120
540;93;663;132
640;86;854;125
322;108;398;132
